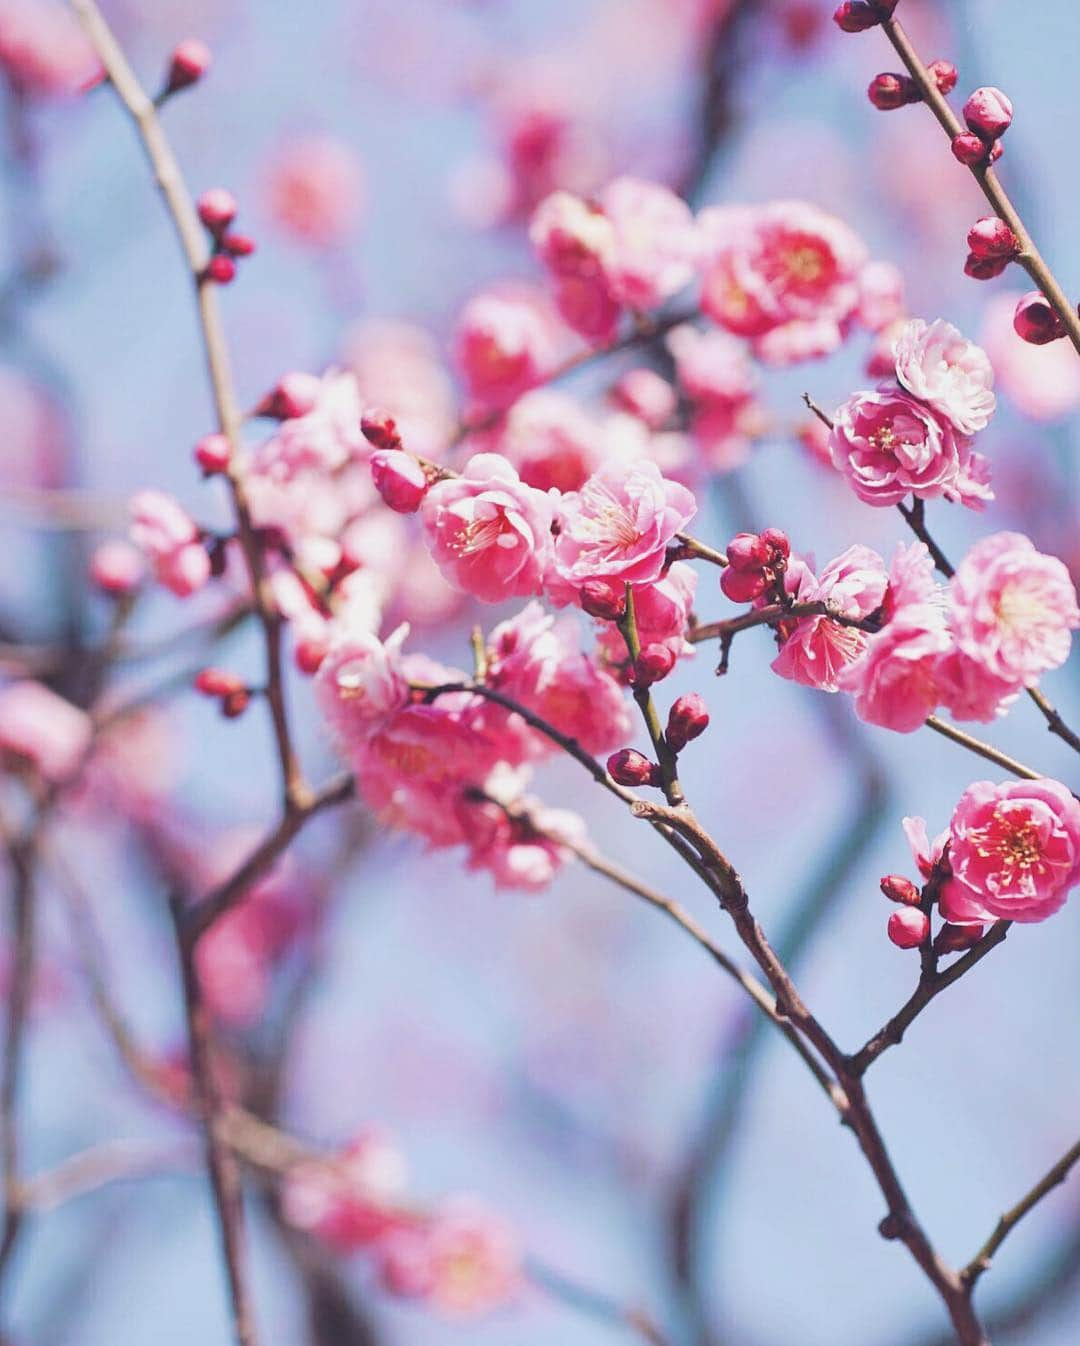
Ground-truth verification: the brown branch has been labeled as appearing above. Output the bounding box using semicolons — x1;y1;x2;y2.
924;717;1044;782
962;1137;1080;1290
879;14;1080;356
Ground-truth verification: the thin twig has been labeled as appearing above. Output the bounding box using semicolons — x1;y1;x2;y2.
924;717;1043;782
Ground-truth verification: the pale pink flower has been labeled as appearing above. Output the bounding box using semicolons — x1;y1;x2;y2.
857;260;905;332
254;369;366;479
263;137;365;248
129;490;210;598
454;292;556;410
0;681;92;783
378;1200;521;1316
458;787;585;892
828;387;973;508
314;625;410;749
948;532;1079;686
421;454;554;604
893;318;996;436
529;189;615;281
552;460;696;589
0;0;100;97
595;177;698;311
883;542;940;618
934;649;1020;724
947;779;1080;923
486;389;603;494
282;1129;409;1251
837;606;951;732
610;369;677;431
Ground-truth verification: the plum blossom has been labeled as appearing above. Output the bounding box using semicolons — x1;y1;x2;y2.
594;560;697;667
457;778;586;892
0;682;92;783
314;625;411;748
0;0;100;97
421;454;554;603
595;176;698;311
552;460;696;590
666;324;762;471
948;532;1079;686
282;1129;410;1251
129;490;211;598
893;318;996;436
486;389;604;493
263;137;365;248
254;369;366;479
454;292;557;410
837;605;951;732
946;779;1080;923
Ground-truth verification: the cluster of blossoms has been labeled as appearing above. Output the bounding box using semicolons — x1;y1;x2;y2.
282;1130;520;1316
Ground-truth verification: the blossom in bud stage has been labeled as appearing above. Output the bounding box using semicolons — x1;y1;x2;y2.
666;694;709;752
221;232;256;257
422;454;553;603
833;1;892;33
880;874;921;906
726;532;772;571
964;87;1013;141
129;489;211;597
934;922;985;955
720;567;768;603
194;432;230;474
222;688;251;718
0;681;92;783
579;580;627;623
164;38;210;94
256;372;322;421
203;254;236;285
371;450;428;513
196;188;237;236
951;133;1003;167
1012;291;1066;345
887;907;930;949
607;748;660;787
868;73;919;111
893;318;996;436
720;528;790;603
194;668;246;699
360;407;402;451
89;539;144;595
964;253;1010;281
967;217;1019;261
927;60;958;96
946;779;1080;923
632;643;676;687
294;636;329;675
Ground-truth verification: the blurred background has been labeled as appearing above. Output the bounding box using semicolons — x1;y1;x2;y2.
0;1;1077;1344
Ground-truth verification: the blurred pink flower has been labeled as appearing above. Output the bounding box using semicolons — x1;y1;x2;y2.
263;137;365;248
282;1129;409;1251
0;681;92;783
128;490;210;598
596;176;698;311
454;292;557;410
0;0;101;97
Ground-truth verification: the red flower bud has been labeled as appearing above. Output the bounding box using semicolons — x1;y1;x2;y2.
607;748;661;788
89;540;144;596
164;39;211;94
927;59;958;96
195;667;246;698
579;580;626;623
760;528;791;562
194;432;231;474
254;371;321;420
887;907;930;949
833;0;891;32
295;636;329;675
666;693;709;752
867;72;919;111
950;132;991;166
632;643;676;688
360;407;403;452
203;254;236;285
221;232;256;257
964;86;1013;141
880;874;921;906
370;449;428;514
720;567;768;604
933;922;985;955
196;188;237;236
967;216;1019;260
964;252;1010;281
1013;291;1066;345
726;532;771;572
221;688;251;719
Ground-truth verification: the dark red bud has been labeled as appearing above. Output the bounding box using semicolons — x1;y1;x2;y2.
880;874;921;906
203;254;236;285
927;59;957;96
867;72;920;110
967;216;1019;260
833;0;892;32
360;407;402;452
933;922;985;955
164;39;211;94
606;748;661;788
195;667;245;698
632;643;677;688
964;252;1010;281
222;232;256;257
295;637;329;675
196;188;237;235
720;567;768;604
1013;291;1067;345
221;688;251;719
666;693;709;752
579;580;627;622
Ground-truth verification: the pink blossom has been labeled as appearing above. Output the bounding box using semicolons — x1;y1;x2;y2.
948;532;1079;686
0;681;92;783
595;177;698;311
947;779;1080;923
314;625;410;749
458;787;585;892
282;1129;409;1251
857;260;905;332
254;369;366;479
933;649;1020;723
837;606;951;732
454;293;556;410
893;318;996;436
129;490;210;598
378;1200;521;1316
552;460;696;589
667;324;761;470
902;815;947;881
529;190;615;282
263;137;365;248
882;541;940;618
610;369;677;431
421;454;554;604
0;0;101;97
487;390;603;494
551;274;622;342
828;386;976;508
594;561;698;666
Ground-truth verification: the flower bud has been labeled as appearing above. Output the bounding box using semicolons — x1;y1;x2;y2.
194;667;246;698
222;232;256;257
950;132;991;166
632;643;676;688
1013;291;1066;345
726;531;772;572
164;39;211;94
194;432;231;474
360;407;402;451
579;580;626;623
964;253;1010;281
666;693;709;752
294;635;329;675
196;188;237;236
89;540;144;596
760;528;791;562
607;748;661;788
933;922;985;955
370;449;428;513
720;567;768;604
203;254;236;285
255;372;321;420
964;87;1013;141
222;688;251;719
887;907;930;949
880;874;921;906
927;59;958;96
967;217;1019;260
833;0;891;32
868;73;919;111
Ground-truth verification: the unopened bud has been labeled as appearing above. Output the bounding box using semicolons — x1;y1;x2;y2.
868;72;919;111
203;253;236;285
607;748;661;788
760;528;791;562
89;540;144;596
632;643;676;688
964;253;1010;281
964;86;1013;141
221;688;251;719
887;907;930;949
833;0;893;33
720;567;768;604
880;874;921;906
295;636;329;675
164;39;211;94
927;59;958;96
370;449;428;514
360;407;402;451
1013;291;1067;345
666;693;709;752
579;580;626;623
195;668;246;698
194;432;231;474
221;232;256;257
255;372;321;420
933;922;985;955
726;532;771;572
967;217;1019;260
951;132;992;166
196;188;237;236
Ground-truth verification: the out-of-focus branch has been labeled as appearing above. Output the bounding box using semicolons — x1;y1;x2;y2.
527;1256;674;1346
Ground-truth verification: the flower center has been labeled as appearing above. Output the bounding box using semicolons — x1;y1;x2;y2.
993;579;1055;636
783;243;826;284
453;508;517;557
972;807;1044;877
869;422;898;453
